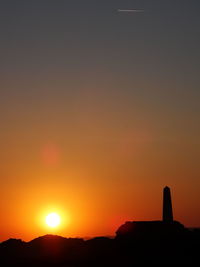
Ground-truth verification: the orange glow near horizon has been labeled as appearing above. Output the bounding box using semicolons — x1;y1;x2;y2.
1;175;200;243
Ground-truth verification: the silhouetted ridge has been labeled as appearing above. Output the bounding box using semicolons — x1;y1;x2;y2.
1;238;25;247
29;234;84;245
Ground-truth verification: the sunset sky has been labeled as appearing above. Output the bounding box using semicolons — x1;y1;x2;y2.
0;0;200;241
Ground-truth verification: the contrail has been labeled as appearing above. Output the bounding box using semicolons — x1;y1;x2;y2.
117;9;144;13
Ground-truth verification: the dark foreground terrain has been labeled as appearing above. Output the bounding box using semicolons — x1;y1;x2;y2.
0;221;200;266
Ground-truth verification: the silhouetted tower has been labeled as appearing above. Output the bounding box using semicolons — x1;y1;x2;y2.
163;186;173;222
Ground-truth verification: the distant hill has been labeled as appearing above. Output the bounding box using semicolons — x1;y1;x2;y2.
0;224;200;266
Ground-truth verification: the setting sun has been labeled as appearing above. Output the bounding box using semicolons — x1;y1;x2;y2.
45;213;61;228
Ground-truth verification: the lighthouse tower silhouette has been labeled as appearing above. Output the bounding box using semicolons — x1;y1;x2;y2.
116;186;186;239
163;186;173;222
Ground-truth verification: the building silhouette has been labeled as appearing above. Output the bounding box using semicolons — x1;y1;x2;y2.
116;186;185;238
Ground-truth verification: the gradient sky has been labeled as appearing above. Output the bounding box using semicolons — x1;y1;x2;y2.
0;0;200;241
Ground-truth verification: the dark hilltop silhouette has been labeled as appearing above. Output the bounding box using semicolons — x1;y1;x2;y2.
0;186;199;266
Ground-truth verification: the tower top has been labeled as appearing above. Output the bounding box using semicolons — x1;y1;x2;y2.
163;186;173;222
